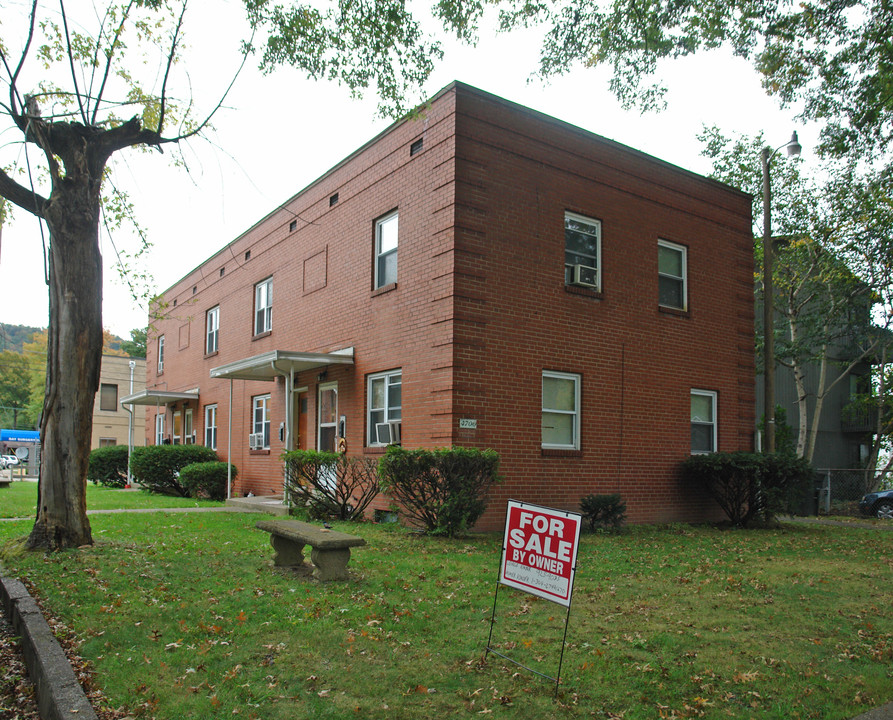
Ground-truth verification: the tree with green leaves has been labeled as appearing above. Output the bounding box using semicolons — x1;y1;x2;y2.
0;0;437;550
120;328;147;359
700;128;890;463
0;350;35;430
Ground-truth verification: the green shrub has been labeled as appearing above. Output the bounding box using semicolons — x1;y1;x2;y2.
680;451;814;527
579;493;626;532
282;451;379;521
179;461;236;501
377;446;501;537
130;445;218;496
87;445;130;487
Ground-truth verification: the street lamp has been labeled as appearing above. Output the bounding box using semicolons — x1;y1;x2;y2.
762;131;801;453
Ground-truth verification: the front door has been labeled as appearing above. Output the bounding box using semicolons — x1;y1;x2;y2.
317;382;338;491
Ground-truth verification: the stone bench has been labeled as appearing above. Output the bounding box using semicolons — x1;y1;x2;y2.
256;519;366;581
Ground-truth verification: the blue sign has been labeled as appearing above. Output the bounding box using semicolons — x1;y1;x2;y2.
0;429;40;443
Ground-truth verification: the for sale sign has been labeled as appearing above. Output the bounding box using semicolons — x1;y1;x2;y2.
499;500;582;607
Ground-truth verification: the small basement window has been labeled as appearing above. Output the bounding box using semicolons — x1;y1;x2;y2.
244;250;251;261
410;138;423;156
219;267;225;277
329;193;339;207
289;219;297;232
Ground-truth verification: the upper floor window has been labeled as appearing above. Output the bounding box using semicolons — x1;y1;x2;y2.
252;394;271;449
205;404;218;450
691;390;717;454
542;371;581;450
658;240;687;310
206;306;219;354
255;278;272;335
99;383;118;412
367;369;402;445
157;335;165;373
565;212;601;290
375;211;399;289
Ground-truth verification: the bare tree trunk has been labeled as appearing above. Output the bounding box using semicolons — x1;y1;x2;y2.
804;343;830;463
26;176;102;550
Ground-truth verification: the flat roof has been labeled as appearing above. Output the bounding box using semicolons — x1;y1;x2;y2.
120;389;200;406
209;348;354;381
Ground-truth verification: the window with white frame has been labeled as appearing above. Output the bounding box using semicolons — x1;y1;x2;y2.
367;369;402;445
157;335;165;373
565;212;601;290
658;240;687;310
542;371;581;450
155;413;165;445
173;410;182;445
690;390;717;454
206;306;219;354
99;437;117;447
205;404;218;450
254;278;272;335
184;408;194;444
252;394;271;449
374;211;398;288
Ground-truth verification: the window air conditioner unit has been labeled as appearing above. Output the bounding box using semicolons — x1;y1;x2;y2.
571;263;599;289
376;421;402;445
249;432;265;450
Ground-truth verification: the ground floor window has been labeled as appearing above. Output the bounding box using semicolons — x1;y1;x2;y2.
252;395;271;449
542;371;581;450
367;369;402;445
205;404;218;450
99;437;116;447
155;413;165;445
690;389;717;453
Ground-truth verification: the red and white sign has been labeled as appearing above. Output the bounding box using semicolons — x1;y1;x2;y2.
499;500;582;607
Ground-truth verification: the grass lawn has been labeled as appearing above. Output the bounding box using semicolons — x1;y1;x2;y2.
0;481;225;518
0;514;891;720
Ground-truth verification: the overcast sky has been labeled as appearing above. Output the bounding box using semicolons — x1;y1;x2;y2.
0;1;813;339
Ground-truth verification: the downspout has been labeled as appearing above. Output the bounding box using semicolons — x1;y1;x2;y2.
226;379;233;500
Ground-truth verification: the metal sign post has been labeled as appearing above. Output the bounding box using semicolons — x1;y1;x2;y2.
485;500;582;697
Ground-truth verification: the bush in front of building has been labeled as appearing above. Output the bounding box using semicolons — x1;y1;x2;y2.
282;450;379;521
377;446;501;537
680;451;813;527
579;493;627;532
179;461;236;501
87;445;130;487
130;445;218;497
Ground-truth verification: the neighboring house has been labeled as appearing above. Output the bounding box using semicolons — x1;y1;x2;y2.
130;82;754;530
93;354;146;450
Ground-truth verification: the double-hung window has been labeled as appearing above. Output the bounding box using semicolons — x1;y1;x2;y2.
206;306;219;354
565;212;601;290
155;413;165;445
690;390;717;454
374;211;399;289
367;370;402;445
204;404;218;450
542;371;581;450
252;394;271;449
658;240;687;310
254;278;272;335
157;335;165;373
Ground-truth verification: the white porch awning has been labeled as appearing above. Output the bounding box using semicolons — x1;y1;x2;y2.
209;348;354;381
120;388;200;406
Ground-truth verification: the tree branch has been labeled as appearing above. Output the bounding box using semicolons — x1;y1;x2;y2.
0;166;48;218
90;0;137;126
58;0;89;125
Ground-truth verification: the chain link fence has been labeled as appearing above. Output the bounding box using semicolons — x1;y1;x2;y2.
813;468;891;516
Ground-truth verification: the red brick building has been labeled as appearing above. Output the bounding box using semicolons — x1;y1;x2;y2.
130;82;754;530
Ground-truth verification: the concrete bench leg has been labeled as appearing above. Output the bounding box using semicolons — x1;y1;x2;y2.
310;547;352;581
270;535;306;567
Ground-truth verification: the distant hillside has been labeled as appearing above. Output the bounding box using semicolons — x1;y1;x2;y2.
0;323;42;353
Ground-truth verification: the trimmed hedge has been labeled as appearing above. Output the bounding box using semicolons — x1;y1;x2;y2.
87;445;130;487
283;450;379;521
680;451;813;527
179;461;236;501
378;446;501;537
130;445;218;497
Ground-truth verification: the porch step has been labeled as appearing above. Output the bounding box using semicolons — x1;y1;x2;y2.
226;495;290;516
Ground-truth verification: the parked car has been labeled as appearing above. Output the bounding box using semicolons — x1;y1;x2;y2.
2;455;20;467
0;456;6;469
859;488;893;519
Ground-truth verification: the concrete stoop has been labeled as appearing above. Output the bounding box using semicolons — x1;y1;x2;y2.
225;495;290;516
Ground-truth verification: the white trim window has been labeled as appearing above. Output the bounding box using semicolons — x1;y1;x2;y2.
254;278;273;335
157;335;165;373
565;212;601;290
658;240;687;310
206;306;219;354
184;408;194;445
367;369;402;445
253;394;271;449
374;211;399;288
155;413;165;445
204;404;218;450
691;390;717;454
542;371;581;450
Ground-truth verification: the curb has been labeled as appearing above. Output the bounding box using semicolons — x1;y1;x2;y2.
0;568;98;720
